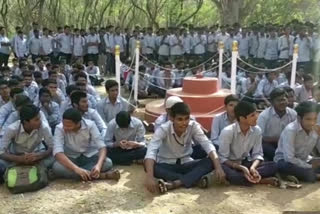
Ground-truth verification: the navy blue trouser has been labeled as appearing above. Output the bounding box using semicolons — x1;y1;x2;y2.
277;160;320;183
108;147;147;165
222;160;277;186
262;141;277;161
154;158;213;188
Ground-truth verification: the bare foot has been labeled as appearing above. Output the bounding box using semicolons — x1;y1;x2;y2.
99;170;121;181
133;159;144;165
259;177;279;187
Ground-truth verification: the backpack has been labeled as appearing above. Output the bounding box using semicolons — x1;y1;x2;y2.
4;165;48;194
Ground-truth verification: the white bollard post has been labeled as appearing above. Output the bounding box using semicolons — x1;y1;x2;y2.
231;41;238;94
290;44;299;88
115;45;121;96
218;41;224;88
134;41;140;103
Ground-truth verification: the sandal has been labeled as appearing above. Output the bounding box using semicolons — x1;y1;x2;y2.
157;179;168;194
198;172;214;188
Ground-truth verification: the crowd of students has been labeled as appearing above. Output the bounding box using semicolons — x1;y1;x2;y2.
0;20;318;194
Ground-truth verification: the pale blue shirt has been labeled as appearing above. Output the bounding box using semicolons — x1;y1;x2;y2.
218;122;264;163
0;101;15;127
254;78;278;97
295;84;313;103
24;84;39;101
145;120;215;164
53;119;106;158
0;120;53;155
83;108;107;138
97;97;129;124
257;107;297;139
274;120;320;169
105;117;145;147
36;101;61;128
210;112;235;146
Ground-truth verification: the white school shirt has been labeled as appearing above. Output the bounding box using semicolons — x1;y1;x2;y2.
113;34;126;53
129;37;137;59
238;36;250;59
192;34;206;54
40;36;53;55
182;34;192;54
28;37;41;55
216;33;230;44
207;33;217;53
142;34;156;55
169;35;183;56
103;33;112;53
257;35;267;58
0;35;10;55
85;34;100;54
295;36;312;62
249;33;259;57
157;35;170;56
278;35;294;59
264;38;278;60
313;36;320;62
72;36;85;56
56;33;72;54
14;36;28;58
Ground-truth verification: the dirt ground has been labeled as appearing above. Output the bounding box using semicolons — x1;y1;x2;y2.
1;85;320;214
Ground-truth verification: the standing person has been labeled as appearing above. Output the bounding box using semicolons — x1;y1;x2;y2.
182;28;192;60
169;28;183;64
56;26;72;64
295;26;312;69
264;29;279;69
71;28;86;62
112;27;127;62
0;27;11;67
28;29;41;63
278;27;294;62
98;27;107;75
157;29;170;63
105;25;115;75
249;28;259;60
14;30;28;59
238;29;250;60
40;28;54;62
142;27;156;60
192;28;207;61
256;28;267;65
85;27;100;65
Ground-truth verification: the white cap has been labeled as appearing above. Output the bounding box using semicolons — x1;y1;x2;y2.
165;96;183;109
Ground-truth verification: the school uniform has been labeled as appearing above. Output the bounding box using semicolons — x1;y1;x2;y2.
0;101;15;128
182;34;192;57
257;107;297;160
36;101;61;131
278;35;294;60
28;37;41;62
254;78;278;99
145;120;215;188
97;97;129;124
105;117;147;165
24;83;39;101
52;119;113;179
0;34;11;66
274;120;320;182
192;34;206;58
85;66;102;85
157;35;170;62
60;97;96;115
295;36;312;66
72;35;86;58
210;112;235;148
169;35;183;62
14;36;28;58
112;34;127;61
104;33;115;74
264;38;278;68
142;34;156;59
0;96;9;108
295;84;313;103
240;77;258;99
238;35;250;59
40;35;54;61
56;33;72;64
257;34;267;62
249;33;259;58
152;70;175;98
207;33;217;57
85;34;100;65
83;108;107;138
219;122;277;186
0;120;54;169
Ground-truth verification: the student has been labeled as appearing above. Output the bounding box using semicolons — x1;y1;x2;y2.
112;27;127;61
278;27;294;61
105;111;147;165
36;88;61;132
257;88;297;161
44;79;66;105
85;60;104;86
71;28;85;61
0;104;54;169
52;108;119;181
218;101;278;186
295;74;313;103
142;27;156;60
254;71;278;107
264;30;278;68
240;71;259;100
14;30;28;59
40;28;54;61
144;102;226;194
295;27;312;68
238;29;250;59
48;71;67;96
283;86;298;109
274;101;320;182
97;80;128;124
74;72;100;100
85;27;100;65
210;95;239;149
154;96;183;131
23;71;39;101
56;26;72;64
0;80;10;108
28;29;41;62
71;91;107;138
157;29;170;63
0;26;11;67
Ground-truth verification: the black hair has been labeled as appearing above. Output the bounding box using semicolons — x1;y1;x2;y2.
234;101;256;121
70;90;87;106
303;74;313;82
170;102;190;118
33;71;42;78
20;104;40;123
74;72;87;81
115;111;131;128
22;71;33;78
66;85;80;96
14;94;31;107
63;108;82;123
283;86;294;94
8;79;20;88
11;75;24;82
105;80;118;91
269;88;287;102
10;87;24;98
224;94;239;105
48;71;58;77
295;101;319;119
0;80;8;87
39;87;51;97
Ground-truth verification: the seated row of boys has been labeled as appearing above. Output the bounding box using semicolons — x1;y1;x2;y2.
0;85;319;193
